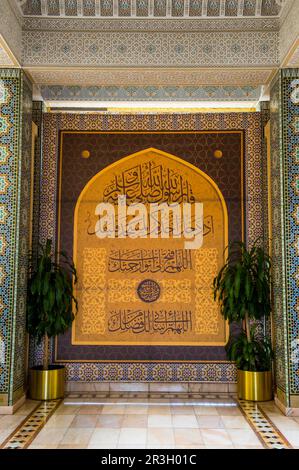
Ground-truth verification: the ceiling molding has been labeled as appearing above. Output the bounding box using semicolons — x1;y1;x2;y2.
279;0;299;64
0;0;23;62
0;44;16;67
40;84;262;102
0;35;20;66
25;66;275;87
281;38;299;67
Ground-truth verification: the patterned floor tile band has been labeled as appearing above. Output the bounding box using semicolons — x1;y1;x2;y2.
237;399;292;449
0;400;62;449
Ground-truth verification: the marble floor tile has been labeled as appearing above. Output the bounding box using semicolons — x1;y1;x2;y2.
174;428;203;447
43;414;75;429
147;427;175;448
172;415;199;428
196;415;225;429
77;405;103;415
122;414;148;428
60;427;94;447
267;416;299;431
148;405;172;415
148;414;173;428
55;404;81;415
201;429;233;447
278;429;299;447
96;414;124;428
101;405;126;415
124;405;148;414
193;406;219;416
226;428;261;447
32;427;67;447
118;427;147;447
15;401;38;416
0;415;25;430
171;406;195;415
221;415;251;429
206;445;235;449
216;406;242;416
120;444;148;449
58;444;89;449
234;444;264;449
0;429;15;444
29;443;59;449
70;414;98;428
88;428;120;449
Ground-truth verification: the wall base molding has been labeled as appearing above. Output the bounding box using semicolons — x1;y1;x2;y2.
66;381;238;394
0;394;26;415
274;395;299;416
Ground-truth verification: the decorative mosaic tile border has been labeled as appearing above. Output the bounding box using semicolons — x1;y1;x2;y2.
34;112;263;383
270;69;299;401
0;400;62;449
63;362;237;384
237;399;292;449
40;85;262;102
282;70;299;395
270;72;289;397
0;69;32;404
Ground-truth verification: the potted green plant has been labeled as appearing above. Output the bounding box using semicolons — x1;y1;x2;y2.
213;241;273;401
27;239;78;400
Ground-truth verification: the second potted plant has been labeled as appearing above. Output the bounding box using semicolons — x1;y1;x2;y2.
213;241;273;401
27;239;78;400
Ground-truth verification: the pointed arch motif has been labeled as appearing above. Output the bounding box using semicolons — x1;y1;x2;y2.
72;147;229;346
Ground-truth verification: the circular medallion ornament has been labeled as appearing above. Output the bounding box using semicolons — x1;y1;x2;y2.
81;150;91;159
214;149;223;159
137;279;161;303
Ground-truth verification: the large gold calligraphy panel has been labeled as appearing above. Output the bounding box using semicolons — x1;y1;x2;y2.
72;148;228;346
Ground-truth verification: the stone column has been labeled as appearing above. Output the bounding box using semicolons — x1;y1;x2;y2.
270;69;299;414
0;69;32;410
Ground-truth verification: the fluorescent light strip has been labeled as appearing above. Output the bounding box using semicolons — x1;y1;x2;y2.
45;100;259;110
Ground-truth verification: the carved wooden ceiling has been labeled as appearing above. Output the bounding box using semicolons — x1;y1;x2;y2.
16;0;286;18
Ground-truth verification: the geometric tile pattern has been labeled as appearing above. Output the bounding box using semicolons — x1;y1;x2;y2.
40;85;262;102
12;74;33;401
31;101;43;260
64;362;237;383
282;69;299;396
0;69;32;405
35;111;263;384
260;101;272;339
237;399;292;449
0;400;62;449
23;30;279;67
0;0;22;63
270;71;289;398
0;70;21;398
23;17;280;32
0;44;14;67
270;68;299;403
26;68;274;89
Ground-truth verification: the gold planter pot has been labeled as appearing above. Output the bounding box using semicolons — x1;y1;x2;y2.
29;365;65;400
237;369;273;401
